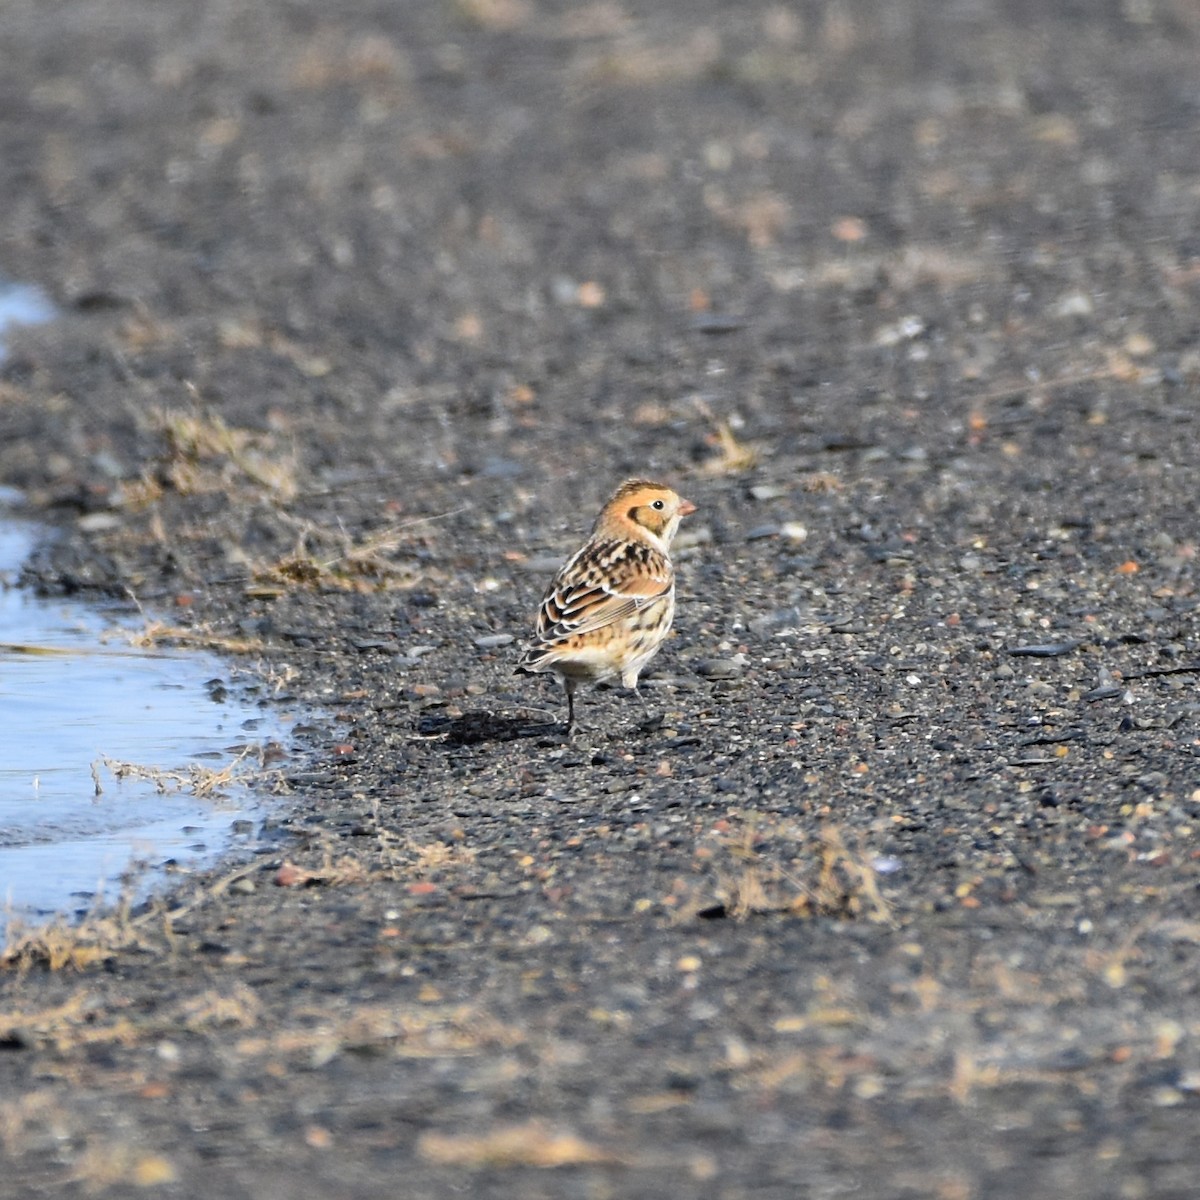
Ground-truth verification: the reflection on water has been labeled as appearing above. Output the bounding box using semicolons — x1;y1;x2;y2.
0;517;287;937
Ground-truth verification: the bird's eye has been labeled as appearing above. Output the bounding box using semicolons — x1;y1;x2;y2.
651;499;665;510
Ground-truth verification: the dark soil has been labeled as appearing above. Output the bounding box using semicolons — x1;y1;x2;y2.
3;1;1200;1197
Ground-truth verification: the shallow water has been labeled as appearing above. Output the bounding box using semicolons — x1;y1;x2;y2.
0;518;284;937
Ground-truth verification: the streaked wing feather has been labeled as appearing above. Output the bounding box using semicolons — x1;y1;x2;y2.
536;539;671;644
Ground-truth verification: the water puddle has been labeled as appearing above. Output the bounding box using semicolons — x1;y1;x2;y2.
0;278;56;360
0;516;287;938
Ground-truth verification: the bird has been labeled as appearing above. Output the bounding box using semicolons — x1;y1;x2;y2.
516;478;696;733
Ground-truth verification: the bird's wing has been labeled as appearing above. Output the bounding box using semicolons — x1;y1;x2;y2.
536;539;672;643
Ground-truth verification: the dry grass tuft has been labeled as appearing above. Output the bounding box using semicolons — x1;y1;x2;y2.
274;854;369;889
403;837;478;874
700;420;759;475
67;1143;177;1192
417;1120;619;1169
0;995;94;1049
115;617;268;656
809;826;892;921
275;820;477;891
701;820;892;923
90;742;283;800
233;1001;523;1065
693;397;759;475
149;406;299;501
452;0;533;32
175;983;264;1032
801;470;843;493
1;900;148;974
255;509;464;593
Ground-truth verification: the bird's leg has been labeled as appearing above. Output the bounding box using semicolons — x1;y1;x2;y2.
564;678;577;734
628;677;663;732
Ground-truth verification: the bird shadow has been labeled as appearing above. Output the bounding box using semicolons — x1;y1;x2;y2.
416;709;564;746
415;707;671;746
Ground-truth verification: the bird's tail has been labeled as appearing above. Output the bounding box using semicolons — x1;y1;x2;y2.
514;645;546;676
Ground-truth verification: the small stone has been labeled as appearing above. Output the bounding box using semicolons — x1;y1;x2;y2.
748;607;804;637
77;512;122;533
873;314;926;347
749;484;787;501
473;633;514;649
1007;642;1081;658
1053;291;1094;318
696;657;745;680
745;524;780;541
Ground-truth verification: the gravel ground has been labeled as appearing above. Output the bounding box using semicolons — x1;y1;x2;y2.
2;1;1200;1197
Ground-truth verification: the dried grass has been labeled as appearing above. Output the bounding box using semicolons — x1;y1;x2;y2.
1;898;146;974
249;507;465;593
149;406;299;502
417;1120;619;1169
90;742;272;800
702;820;893;924
692;397;759;475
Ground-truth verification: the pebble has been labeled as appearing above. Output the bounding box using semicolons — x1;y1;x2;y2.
748;609;799;638
77;512;122;533
749;484;788;501
480;456;522;479
745;524;781;541
696;657;746;680
873;314;926;346
675;525;712;549
1008;642;1081;658
1054;290;1094;317
473;633;514;649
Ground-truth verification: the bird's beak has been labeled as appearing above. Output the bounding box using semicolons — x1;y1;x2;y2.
678;498;697;517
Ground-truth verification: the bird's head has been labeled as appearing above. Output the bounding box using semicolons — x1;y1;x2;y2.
597;479;696;548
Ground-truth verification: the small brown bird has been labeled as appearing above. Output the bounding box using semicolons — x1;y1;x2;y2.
517;478;696;732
